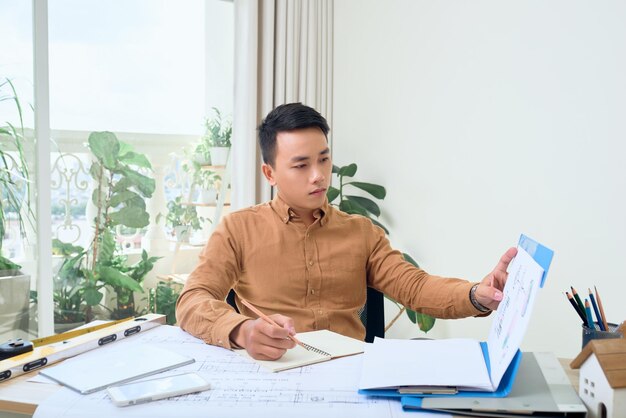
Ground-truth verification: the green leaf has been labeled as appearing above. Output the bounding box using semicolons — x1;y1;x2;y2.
88;132;120;170
347;181;386;199
112;177;133;193
406;308;417;323
118;141;133;156
370;218;389;234
89;161;102;182
109;206;150;228
338;163;357;177
98;266;143;292
84;287;103;306
119;151;152;169
98;229;116;264
121;168;156;198
52;239;84;256
326;186;340;203
408;309;436;333
109;191;140;208
402;252;420;268
0;255;21;271
126;195;147;210
345;195;381;217
91;188;105;206
332;164;341;174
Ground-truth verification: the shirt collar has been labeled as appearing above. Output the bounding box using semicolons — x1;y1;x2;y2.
271;194;330;226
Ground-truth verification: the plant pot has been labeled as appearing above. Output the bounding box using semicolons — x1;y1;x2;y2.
174;225;191;243
0;273;30;340
197;188;217;205
210;147;230;166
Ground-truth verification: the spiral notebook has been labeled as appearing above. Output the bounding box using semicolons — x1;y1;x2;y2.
235;329;364;372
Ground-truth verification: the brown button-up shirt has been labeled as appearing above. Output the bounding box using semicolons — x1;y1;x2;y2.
176;195;482;349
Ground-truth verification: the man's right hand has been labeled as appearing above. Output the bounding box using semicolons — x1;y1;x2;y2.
230;314;296;360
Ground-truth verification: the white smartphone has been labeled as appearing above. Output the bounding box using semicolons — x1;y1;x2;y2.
106;372;210;407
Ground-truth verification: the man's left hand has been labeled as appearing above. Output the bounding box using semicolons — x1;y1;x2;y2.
475;247;518;311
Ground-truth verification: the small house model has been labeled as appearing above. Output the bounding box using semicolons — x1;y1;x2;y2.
570;338;626;418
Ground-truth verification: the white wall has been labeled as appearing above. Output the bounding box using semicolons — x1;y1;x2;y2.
333;0;626;359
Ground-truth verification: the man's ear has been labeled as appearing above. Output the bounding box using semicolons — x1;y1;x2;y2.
262;163;277;186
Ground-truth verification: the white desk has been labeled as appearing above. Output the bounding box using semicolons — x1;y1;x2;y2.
0;326;579;417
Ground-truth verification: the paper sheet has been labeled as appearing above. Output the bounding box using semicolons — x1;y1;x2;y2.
358;338;492;391
33;326;443;418
486;246;544;388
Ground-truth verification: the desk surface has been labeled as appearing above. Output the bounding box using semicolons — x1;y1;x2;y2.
0;357;579;416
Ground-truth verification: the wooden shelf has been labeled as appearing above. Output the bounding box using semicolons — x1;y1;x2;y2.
181;202;231;207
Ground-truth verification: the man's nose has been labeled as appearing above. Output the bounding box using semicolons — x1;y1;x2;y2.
311;166;325;183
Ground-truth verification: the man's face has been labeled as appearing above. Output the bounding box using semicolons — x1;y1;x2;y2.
262;127;331;214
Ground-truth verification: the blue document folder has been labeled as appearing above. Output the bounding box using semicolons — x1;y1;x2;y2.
358;347;522;399
358;234;552;401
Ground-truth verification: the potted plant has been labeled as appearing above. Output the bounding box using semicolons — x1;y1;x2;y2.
75;131;158;322
181;160;221;205
52;239;87;332
328;162;436;333
0;78;33;337
158;196;206;242
107;250;161;319
202;107;232;166
148;280;182;325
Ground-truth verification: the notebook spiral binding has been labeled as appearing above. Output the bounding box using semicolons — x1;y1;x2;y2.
301;342;331;357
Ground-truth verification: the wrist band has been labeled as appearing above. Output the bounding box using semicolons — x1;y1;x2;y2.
470;283;491;313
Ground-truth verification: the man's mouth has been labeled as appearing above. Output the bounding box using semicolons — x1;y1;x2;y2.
309;188;326;195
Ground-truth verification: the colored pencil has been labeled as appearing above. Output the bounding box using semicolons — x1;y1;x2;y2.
571;286;586;316
584;299;596;330
566;291;588;325
594;285;610;331
588;288;606;331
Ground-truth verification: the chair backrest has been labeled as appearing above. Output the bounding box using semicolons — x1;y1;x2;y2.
225;287;385;343
360;287;385;343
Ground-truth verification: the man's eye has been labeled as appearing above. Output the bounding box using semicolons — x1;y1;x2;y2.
294;164;306;169
321;157;330;163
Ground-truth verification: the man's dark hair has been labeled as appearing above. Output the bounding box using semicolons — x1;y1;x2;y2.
258;102;330;166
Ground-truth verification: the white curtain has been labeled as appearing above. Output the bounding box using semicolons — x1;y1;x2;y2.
232;0;334;209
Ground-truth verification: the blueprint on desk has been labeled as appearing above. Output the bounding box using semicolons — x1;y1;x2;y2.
33;325;442;418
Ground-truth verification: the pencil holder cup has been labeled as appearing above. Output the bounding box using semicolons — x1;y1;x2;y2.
581;322;623;349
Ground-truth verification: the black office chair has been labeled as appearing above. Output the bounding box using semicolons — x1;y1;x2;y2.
225;286;384;343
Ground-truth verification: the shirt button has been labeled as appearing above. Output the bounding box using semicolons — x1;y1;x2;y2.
283;217;288;222
309;260;313;266
311;289;315;295
318;310;323;315
218;340;223;346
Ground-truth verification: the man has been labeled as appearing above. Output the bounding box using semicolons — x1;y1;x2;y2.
177;103;517;361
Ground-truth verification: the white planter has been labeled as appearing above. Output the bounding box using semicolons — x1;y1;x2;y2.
0;273;30;340
197;188;217;205
173;225;191;243
210;147;230;166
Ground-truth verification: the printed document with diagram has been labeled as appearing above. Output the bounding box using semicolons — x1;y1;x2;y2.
359;235;553;395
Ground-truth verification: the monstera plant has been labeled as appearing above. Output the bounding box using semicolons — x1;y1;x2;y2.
327;163;435;333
